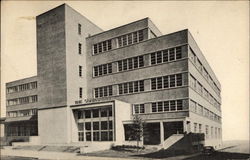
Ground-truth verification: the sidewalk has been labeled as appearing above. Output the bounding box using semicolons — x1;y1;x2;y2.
1;148;140;160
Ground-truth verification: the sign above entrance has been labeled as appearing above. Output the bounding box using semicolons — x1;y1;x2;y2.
75;97;112;105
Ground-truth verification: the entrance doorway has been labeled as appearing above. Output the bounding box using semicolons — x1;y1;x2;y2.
143;123;160;145
164;121;183;139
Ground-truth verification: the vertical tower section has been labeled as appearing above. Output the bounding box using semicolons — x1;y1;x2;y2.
36;4;67;109
64;5;103;106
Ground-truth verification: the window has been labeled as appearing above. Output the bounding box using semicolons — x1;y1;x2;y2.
93;39;112;55
134;104;145;114
117;30;145;48
151;74;183;90
79;65;82;77
151;100;184;113
176;47;182;59
93;63;112;77
78;43;82;54
117;56;144;72
94;86;113;98
151;53;156;65
169;48;175;61
79;87;82;98
199;124;202;133
119;80;144;95
78;24;81;35
194;123;197;133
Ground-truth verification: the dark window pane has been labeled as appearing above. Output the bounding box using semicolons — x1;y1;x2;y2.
163;50;168;62
92;109;99;118
118;61;122;71
139;56;144;67
101;121;108;130
101;131;108;141
108;121;113;129
128;58;133;69
170;101;176;111
85;122;91;130
152;103;157;112
169;48;175;61
123;59;127;70
134;81;139;92
151;78;156;90
85;110;91;118
170;75;176;87
124;83;128;94
156;51;162;63
176;74;182;86
101;109;108;117
157;77;162;89
129;82;133;93
164;101;170;111
78;123;84;131
93;131;99;141
133;57;138;68
151;53;156;65
139;81;144;92
158;102;163;112
176;47;182;59
93;122;99;130
86;132;91;141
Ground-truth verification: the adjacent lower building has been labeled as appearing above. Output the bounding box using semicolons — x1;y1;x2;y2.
4;4;222;150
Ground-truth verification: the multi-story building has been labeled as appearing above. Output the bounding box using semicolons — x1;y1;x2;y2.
4;4;222;150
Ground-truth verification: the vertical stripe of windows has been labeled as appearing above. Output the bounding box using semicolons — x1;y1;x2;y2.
93;63;112;77
151;100;184;113
94;86;113;98
79;65;82;77
118;80;144;95
150;46;182;65
78;43;82;54
79;87;82;98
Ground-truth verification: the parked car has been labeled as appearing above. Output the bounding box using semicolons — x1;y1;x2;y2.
202;146;215;155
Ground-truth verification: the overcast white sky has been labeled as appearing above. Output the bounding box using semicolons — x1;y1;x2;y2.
1;1;249;141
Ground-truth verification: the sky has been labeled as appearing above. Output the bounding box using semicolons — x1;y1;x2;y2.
1;1;249;141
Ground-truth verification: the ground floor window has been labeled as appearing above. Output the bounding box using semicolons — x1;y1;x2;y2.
6;122;38;137
76;106;114;142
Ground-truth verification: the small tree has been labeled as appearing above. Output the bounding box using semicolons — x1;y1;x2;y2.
129;114;146;152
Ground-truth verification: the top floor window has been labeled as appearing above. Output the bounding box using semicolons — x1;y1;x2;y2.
78;24;81;35
7;81;37;94
117;29;145;48
93;40;112;55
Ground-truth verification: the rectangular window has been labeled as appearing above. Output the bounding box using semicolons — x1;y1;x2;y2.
79;87;82;98
163;76;169;88
128;82;133;93
98;65;103;76
176;47;182;59
118;61;122;71
107;40;112;50
139;56;144;67
78;24;81;35
169;75;176;87
132;81;138;93
78;43;82;54
79;65;82;77
138;30;144;41
158;102;163;112
163;50;168;62
156;51;162;64
103;64;107;75
176;100;183;110
108;63;112;74
128;33;132;45
169;48;175;61
151;53;156;65
170;100;176;111
123;83;128;94
128;58;133;70
123;59;128;71
94;88;99;98
152;103;157;112
176;74;182;86
164;101;170;111
133;32;138;43
118;84;123;95
94;66;98;77
139;80;144;92
151;78;156;90
93;44;98;54
133;57;138;68
157;77;163;89
103;41;107;52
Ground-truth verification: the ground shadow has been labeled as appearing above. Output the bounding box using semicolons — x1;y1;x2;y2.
183;151;250;160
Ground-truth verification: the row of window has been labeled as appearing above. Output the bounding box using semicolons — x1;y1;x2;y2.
134;99;185;114
190;74;220;110
204;125;221;139
151;46;182;65
118;56;144;72
77;107;112;119
92;45;186;78
118;80;144;95
190;99;221;123
189;47;220;96
94;86;113;98
151;74;183;90
6;124;38;137
7;95;38;106
117;30;144;48
93;40;112;54
7;109;37;118
151;100;184;113
7;81;37;94
78;130;113;141
94;63;112;77
92;29;145;55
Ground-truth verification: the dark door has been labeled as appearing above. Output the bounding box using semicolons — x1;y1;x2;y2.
143;123;160;145
164;121;183;140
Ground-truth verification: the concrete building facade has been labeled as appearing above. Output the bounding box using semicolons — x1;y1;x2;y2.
4;4;222;150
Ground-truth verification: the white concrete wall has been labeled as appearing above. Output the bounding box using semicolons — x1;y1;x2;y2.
38;107;70;144
114;100;132;145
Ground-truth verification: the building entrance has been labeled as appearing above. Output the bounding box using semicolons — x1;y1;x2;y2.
143;122;160;145
164;121;183;139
